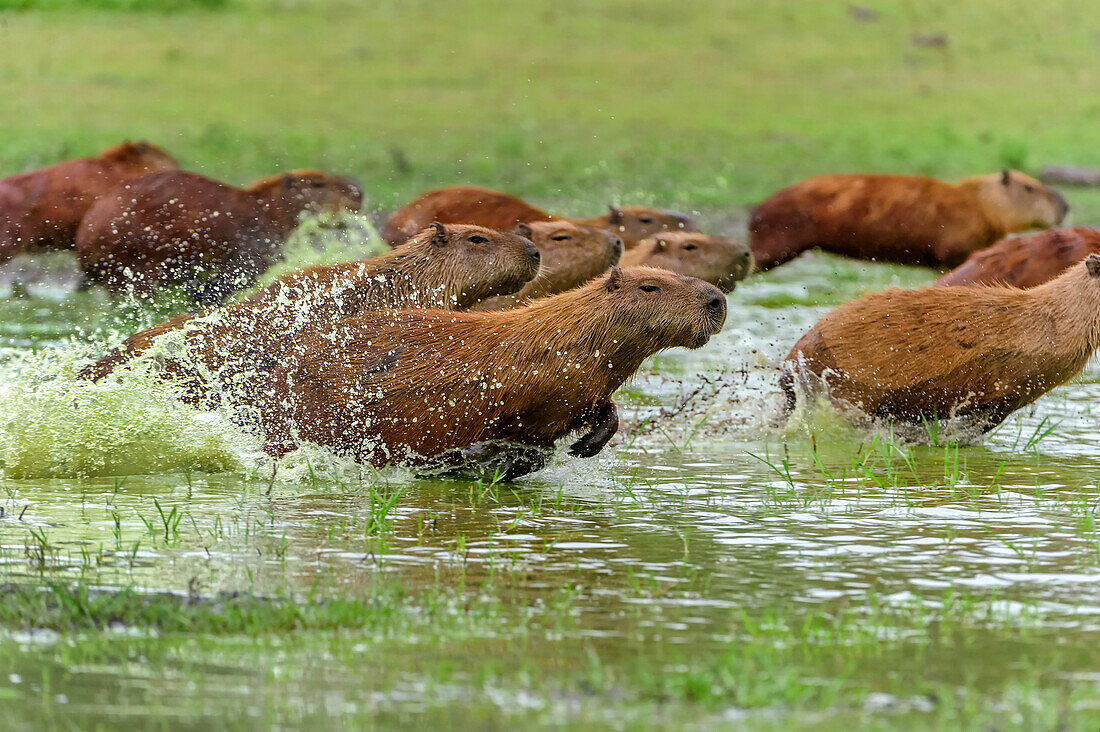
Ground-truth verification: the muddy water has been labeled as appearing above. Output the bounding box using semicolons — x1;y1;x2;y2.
2;251;1100;728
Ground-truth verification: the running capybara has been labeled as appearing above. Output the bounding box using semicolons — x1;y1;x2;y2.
80;223;541;382
780;255;1100;438
0;141;178;262
75;169;362;304
381;185;698;248
256;266;728;478
749;170;1069;271
473;221;623;310
935;228;1100;289
621;232;754;292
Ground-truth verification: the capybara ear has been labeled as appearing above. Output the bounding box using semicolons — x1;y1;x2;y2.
1001;169;1011;186
137;140;149;154
1087;254;1100;279
282;174;296;188
607;206;623;225
515;223;534;240
605;266;623;292
430;221;448;246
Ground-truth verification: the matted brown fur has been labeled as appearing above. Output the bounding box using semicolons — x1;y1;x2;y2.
750;171;1069;271
75;169;362;303
381;185;698;247
0;141;179;262
621;232;754;292
473;221;622;310
935;228;1100;289
781;256;1100;434
256;267;728;469
80;223;540;382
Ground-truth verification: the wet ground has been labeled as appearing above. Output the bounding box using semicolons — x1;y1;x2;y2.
2;249;1100;729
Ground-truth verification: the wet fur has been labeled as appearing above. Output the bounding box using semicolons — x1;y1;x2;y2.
750;171;1068;271
782;258;1100;433
935;228;1100;289
80;224;540;382
256;267;728;470
75;169;362;302
0;141;178;262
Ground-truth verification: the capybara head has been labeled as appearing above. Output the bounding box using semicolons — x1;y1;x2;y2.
249;170;364;216
963;169;1069;233
99;140;179;172
515;221;622;298
597;266;727;350
593;206;699;245
401;222;541;307
622;232;754;293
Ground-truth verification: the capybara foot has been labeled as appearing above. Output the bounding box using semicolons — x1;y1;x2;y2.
568;400;619;458
420;440;552;481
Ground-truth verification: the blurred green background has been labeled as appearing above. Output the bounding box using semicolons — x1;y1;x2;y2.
1;0;1098;221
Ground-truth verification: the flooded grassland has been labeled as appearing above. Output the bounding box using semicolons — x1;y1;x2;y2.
1;246;1100;729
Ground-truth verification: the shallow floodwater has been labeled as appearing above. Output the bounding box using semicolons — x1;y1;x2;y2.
3;250;1100;728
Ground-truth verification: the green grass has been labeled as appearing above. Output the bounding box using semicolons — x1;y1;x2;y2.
2;0;1100;221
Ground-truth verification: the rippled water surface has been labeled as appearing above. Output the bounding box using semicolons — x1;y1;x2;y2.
3;251;1100;728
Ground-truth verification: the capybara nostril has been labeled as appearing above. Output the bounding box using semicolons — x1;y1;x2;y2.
708;296;725;314
1057;193;1071;222
611;235;623;260
526;242;541;263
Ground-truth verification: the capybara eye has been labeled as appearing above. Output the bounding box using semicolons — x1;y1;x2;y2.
1024;184;1036;193
640;285;661;293
468;235;490;244
551;235;572;241
683;244;698;251
639;217;654;224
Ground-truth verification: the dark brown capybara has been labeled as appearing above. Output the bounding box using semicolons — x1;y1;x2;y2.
935;228;1100;289
621;232;754;292
473;220;622;310
381;185;698;248
75;169;363;304
251;266;727;478
0;141;179;262
80;223;540;383
781;255;1100;437
750;170;1069;271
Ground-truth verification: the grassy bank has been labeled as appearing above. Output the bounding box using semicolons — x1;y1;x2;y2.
1;0;1100;218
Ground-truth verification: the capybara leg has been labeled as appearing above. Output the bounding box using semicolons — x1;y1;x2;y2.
568;399;619;458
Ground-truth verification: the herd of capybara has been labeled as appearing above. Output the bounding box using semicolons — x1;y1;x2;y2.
4;140;1099;477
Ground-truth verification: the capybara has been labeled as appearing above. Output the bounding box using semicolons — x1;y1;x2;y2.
254;266;727;478
935;228;1100;289
749;170;1069;271
0;141;179;262
80;223;540;382
75;169;363;304
781;255;1100;438
473;221;623;310
621;232;754;292
381;185;698;248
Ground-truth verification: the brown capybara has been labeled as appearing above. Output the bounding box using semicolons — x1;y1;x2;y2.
0;141;179;262
749;170;1069;271
253;266;727;478
935;228;1100;289
80;223;541;383
75;169;363;304
473;221;623;310
381;185;698;248
621;232;754;292
780;255;1100;438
